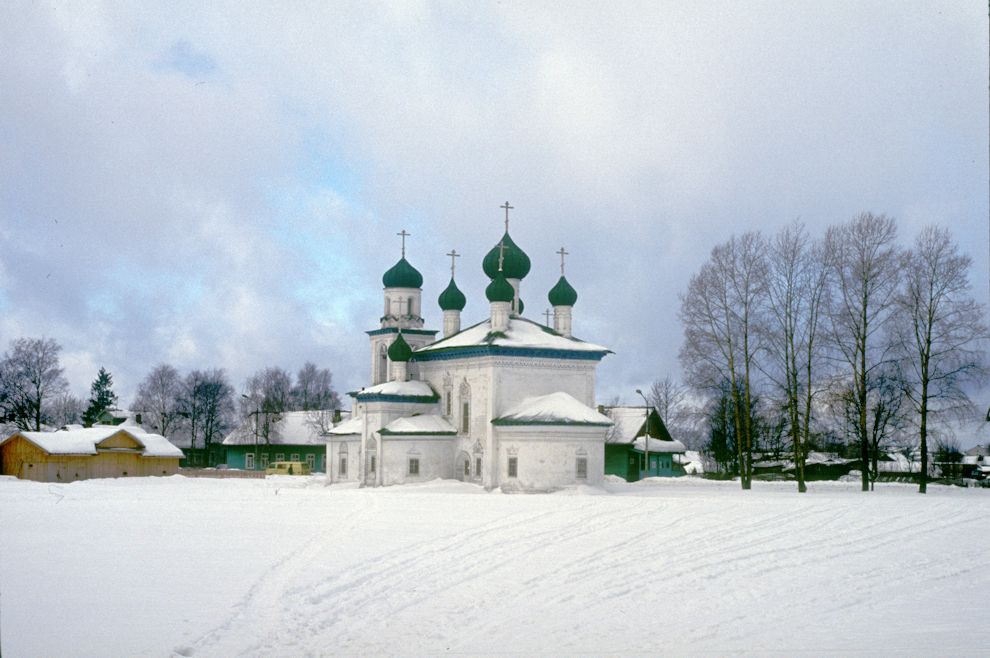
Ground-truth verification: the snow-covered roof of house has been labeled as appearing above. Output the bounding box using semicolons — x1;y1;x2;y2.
222;410;336;446
631;436;686;454
351;380;439;402
329;416;364;436
380;415;457;435
605;407;648;444
492;392;613;426
414;317;611;360
3;426;183;458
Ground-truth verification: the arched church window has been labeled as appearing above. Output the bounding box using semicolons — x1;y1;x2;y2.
459;381;471;434
377;343;388;384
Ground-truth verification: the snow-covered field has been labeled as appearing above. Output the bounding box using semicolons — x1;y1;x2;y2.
1;475;987;657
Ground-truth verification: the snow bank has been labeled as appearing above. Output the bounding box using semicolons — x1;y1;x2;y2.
1;476;987;656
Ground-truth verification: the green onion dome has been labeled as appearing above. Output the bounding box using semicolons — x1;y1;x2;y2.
382;258;423;289
485;272;515;303
517;298;525;315
387;332;413;362
438;278;466;311
548;276;578;306
482;233;531;280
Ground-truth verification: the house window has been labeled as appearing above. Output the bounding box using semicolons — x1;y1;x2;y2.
275;453;285;462
291;453;300;462
340;455;348;476
245;453;255;470
576;457;588;480
306;454;315;470
475;457;482;477
409;458;420;476
370;455;376;474
260;454;270;469
464;459;470;476
508;457;518;478
445;391;452;417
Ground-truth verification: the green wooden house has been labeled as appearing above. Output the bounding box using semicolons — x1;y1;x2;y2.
222;410;339;472
602;406;685;481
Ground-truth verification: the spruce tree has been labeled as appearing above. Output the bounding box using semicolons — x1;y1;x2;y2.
82;367;118;427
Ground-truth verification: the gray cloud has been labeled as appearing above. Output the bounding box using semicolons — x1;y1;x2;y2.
1;1;986;406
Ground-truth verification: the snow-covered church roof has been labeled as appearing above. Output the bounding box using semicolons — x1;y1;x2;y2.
380;415;457;435
4;425;183;458
492;392;613;426
351;380;439;402
414;316;610;360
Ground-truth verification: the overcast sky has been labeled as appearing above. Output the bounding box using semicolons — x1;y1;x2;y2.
1;1;987;410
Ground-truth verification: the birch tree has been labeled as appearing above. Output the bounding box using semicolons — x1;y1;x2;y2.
133;363;184;438
680;232;766;488
895;226;988;493
0;337;68;431
826;212;901;492
762;222;831;492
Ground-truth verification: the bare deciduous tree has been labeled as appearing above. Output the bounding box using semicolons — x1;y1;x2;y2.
826;212;901;492
292;362;340;412
762;221;831;492
242;367;293;444
0;337;69;431
894;226;988;493
133;363;184;438
680;232;766;488
180;369;234;462
46;391;83;428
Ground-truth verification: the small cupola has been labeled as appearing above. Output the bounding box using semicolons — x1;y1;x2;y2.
486;272;514;303
387;332;413;382
438;278;466;311
439;277;466;338
387;332;413;362
548;276;578;307
549;247;576;337
487;272;513;332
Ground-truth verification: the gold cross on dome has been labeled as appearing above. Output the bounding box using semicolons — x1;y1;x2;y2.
543;308;553;326
500;201;513;233
556;246;569;275
446;249;460;278
397;229;410;258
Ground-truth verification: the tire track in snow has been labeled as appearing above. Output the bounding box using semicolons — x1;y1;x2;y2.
174;489;379;657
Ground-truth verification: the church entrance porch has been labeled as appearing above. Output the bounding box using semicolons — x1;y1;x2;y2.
456;450;471;481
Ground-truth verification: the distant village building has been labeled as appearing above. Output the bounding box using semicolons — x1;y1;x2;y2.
325;207;614;491
601;406;685;481
222;410;338;472
0;423;183;482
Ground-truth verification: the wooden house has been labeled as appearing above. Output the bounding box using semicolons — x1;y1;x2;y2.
601;406;685;481
222;410;335;472
0;424;183;482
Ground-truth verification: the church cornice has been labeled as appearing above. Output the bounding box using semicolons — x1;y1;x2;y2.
352;393;440;404
366;327;438;337
412;345;608;362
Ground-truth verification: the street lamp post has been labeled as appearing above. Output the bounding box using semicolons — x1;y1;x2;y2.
241;394;259;471
636;389;651;479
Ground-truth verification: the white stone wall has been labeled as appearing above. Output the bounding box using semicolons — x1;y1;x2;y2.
495;425;605;492
326;437;361;482
380;437;455;485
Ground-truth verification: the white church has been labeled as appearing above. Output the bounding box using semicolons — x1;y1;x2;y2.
328;205;613;492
